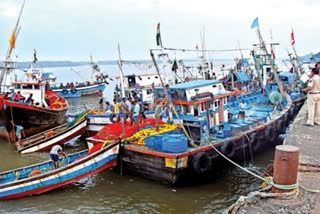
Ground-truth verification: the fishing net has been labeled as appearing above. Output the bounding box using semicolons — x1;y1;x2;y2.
92;118;163;141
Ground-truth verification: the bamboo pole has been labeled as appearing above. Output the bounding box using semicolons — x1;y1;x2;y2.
150;50;197;147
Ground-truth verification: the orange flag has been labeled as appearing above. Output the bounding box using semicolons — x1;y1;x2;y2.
9;31;16;49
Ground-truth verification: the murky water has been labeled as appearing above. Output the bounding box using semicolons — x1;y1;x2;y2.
0;64;276;213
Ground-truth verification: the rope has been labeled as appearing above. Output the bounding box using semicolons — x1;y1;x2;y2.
162;47;253;53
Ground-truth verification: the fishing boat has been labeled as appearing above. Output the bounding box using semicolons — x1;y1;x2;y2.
16;111;88;154
114;20;308;185
51;57;109;98
0;141;119;200
0;81;68;142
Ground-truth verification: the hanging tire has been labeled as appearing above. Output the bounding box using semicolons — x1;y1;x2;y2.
71;88;77;94
276;119;286;134
192;152;212;174
109;113;117;123
220;141;236;159
248;132;261;153
62;89;68;95
265;126;276;144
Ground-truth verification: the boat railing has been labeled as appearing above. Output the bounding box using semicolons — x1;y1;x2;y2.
18;124;68;149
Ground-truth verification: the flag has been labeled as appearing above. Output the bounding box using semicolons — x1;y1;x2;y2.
291;29;295;46
251;17;259;29
9;31;16;49
156;23;162;47
33;49;38;63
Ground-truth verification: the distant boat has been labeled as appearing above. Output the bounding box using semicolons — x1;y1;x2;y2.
16;111;88;154
50;56;111;98
0;141;119;200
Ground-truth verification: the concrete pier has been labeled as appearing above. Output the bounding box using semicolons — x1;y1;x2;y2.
228;103;320;213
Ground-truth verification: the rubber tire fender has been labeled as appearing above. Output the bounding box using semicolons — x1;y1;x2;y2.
220;140;236;159
192;152;212;174
265;126;276;144
109;113;117;123
62;89;68;95
276;119;286;134
71;88;77;94
248;132;261;152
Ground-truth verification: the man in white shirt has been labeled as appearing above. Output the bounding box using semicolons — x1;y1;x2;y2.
50;145;67;169
239;100;247;119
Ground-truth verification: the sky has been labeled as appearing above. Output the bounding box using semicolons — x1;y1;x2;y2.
0;0;319;61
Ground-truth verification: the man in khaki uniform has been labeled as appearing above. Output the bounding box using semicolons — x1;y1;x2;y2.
303;68;320;126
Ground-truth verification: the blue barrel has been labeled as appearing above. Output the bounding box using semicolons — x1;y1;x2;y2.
162;134;188;153
223;128;231;137
145;135;163;150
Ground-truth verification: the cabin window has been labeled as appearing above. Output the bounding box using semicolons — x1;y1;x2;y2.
22;85;33;89
155;76;158;79
34;85;40;89
14;85;21;89
212;84;217;88
148;77;151;80
214;101;218;108
146;89;153;95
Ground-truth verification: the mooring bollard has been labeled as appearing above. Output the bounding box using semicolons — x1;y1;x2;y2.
272;145;300;193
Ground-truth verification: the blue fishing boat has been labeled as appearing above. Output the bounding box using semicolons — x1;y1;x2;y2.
119;77;305;185
0;141;119;200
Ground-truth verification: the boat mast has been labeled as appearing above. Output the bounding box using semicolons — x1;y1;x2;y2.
0;0;25;92
117;43;126;98
254;22;284;95
291;29;304;77
150;50;197;148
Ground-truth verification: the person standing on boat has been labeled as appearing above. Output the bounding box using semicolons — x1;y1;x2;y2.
14;91;25;103
133;100;140;125
50;145;67;169
155;98;167;131
11;121;25;146
239;100;246;119
25;93;34;105
98;90;103;109
303;67;320;126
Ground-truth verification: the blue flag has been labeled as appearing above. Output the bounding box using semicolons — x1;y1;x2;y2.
251;17;259;29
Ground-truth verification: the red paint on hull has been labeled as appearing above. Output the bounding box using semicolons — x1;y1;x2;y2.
0;159;117;200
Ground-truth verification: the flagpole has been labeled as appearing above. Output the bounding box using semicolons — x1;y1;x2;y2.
255;24;284;95
0;0;26;92
117;43;126;98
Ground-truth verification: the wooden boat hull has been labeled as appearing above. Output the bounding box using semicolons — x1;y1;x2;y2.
4;101;67;126
19;118;87;154
53;84;106;98
0;142;119;200
120;98;305;185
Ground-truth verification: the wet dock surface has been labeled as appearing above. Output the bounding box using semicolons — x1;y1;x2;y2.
233;103;320;213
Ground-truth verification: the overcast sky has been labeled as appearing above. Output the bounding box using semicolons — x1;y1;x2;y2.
0;0;319;61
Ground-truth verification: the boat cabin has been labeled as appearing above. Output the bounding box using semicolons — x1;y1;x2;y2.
154;80;234;138
121;73;162;103
11;81;48;107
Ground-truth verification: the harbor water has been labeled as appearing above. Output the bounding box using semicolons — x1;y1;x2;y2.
0;64;276;213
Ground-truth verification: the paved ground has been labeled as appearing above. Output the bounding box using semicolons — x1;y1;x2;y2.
227;104;320;214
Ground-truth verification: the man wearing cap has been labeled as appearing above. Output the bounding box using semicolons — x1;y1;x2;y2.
303;68;320;126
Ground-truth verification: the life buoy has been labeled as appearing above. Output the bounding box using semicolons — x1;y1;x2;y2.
220;141;236;159
29;169;41;177
62;89;68;95
109;113;118;123
71;88;77;94
192;152;212;174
